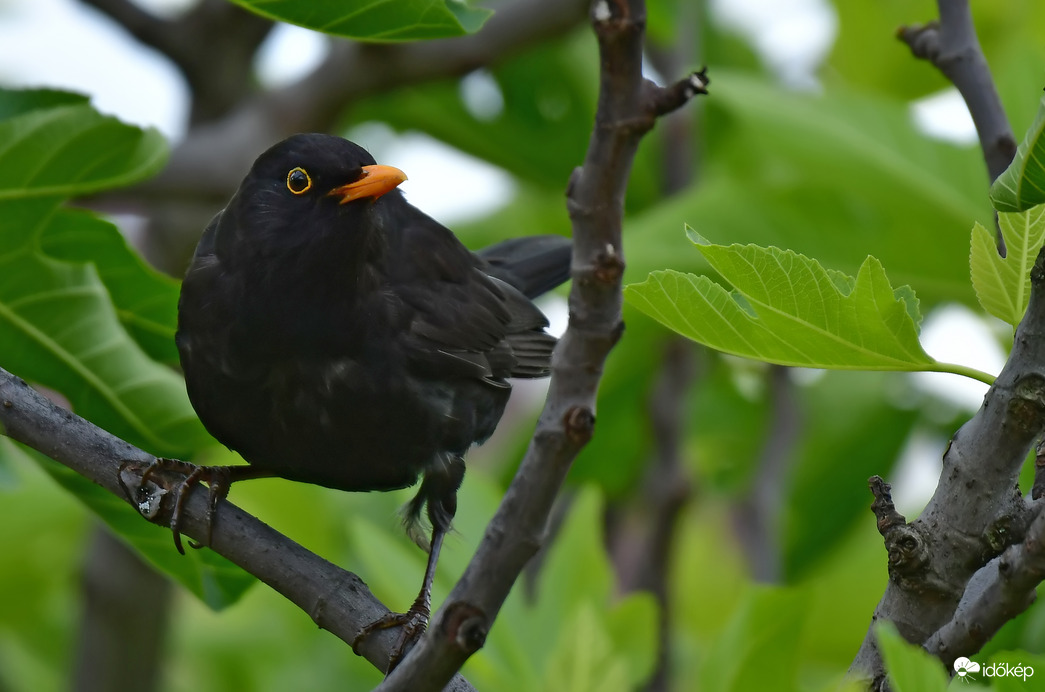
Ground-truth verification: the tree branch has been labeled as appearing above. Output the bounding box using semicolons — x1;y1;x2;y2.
11;3;705;688
849;246;1045;688
0;367;475;692
849;4;1031;687
923;500;1045;668
609;338;696;692
898;0;1016;183
731;365;801;583
372;2;708;689
72;526;171;692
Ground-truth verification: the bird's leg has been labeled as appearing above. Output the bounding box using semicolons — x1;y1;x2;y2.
352;457;463;671
136;459;273;554
352;526;447;672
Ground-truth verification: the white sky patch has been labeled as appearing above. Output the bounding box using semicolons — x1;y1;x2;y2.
894;303;1008;517
911;88;979;145
0;0;188;139
710;0;837;89
459;69;504;121
255;23;328;89
538;295;569;339
911;303;1006;410
131;0;196;17
889;428;946;517
789;367;826;386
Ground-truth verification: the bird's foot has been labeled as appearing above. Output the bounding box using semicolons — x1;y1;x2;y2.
352;597;431;673
125;458;235;554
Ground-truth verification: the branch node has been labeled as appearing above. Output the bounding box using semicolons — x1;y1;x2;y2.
885;525;930;580
119;460;167;520
897;21;940;60
563;406;596;444
642;67;710;119
869;475;907;537
687;66;710;95
594;243;625;283
1008;374;1045;433
984;511;1025;557
868;476;939;584
440;602;488;654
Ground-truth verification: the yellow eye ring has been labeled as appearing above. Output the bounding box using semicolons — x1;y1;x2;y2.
286;167;312;194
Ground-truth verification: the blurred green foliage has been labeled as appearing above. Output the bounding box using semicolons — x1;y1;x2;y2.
3;1;1045;691
230;0;492;41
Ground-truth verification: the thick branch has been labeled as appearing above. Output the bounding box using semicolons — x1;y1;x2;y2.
849;4;1030;686
898;0;1016;183
0;367;474;692
924;501;1045;667
374;2;708;689
849;247;1045;688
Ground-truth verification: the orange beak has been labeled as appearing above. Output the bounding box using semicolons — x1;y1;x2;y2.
329;164;408;204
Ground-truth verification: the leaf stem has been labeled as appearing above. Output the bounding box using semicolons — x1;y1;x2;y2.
929;361;996;386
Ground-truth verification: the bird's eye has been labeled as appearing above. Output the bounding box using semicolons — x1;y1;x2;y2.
286;167;312;195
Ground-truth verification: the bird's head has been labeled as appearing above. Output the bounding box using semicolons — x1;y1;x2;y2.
220;133;408;259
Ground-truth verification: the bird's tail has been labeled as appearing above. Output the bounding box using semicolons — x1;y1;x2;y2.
477;235;572;299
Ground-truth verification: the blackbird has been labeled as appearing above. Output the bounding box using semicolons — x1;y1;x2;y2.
167;133;571;667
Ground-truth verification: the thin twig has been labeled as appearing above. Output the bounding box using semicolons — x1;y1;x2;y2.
897;0;1016;183
609;338;696;692
731;365;800;583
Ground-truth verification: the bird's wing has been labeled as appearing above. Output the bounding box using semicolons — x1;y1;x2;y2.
476;235;572;299
385;216;552;382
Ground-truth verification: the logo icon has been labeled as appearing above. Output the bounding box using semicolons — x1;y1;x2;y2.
954;657;981;682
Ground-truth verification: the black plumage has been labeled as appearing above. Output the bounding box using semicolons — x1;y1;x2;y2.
173;133;571;665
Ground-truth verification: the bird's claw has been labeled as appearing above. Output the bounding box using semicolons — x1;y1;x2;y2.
352;602;431;673
132;458;232;554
